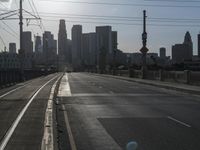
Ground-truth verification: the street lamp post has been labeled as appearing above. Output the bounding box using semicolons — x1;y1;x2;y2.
140;10;149;79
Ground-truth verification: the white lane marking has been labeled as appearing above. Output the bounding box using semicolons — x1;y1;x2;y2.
0;85;28;99
41;75;62;150
0;75;54;99
59;73;77;150
62;104;77;150
167;116;191;128
58;74;71;97
0;75;59;150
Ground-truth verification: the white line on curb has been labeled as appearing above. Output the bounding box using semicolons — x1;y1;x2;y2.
41;75;62;150
0;75;58;150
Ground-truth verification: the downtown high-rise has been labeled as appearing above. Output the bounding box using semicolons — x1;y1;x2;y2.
72;25;82;71
58;20;69;70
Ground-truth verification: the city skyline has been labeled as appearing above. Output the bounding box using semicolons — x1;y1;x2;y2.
0;0;200;56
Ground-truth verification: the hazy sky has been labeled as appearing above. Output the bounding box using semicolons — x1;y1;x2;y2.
0;0;200;56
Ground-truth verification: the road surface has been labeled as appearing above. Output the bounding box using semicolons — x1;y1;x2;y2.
57;73;200;150
0;73;61;150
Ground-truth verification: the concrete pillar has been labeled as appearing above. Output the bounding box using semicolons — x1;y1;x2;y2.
184;70;191;84
159;69;164;81
129;69;134;78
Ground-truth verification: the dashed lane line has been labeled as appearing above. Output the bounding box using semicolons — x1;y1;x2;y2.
167;116;191;128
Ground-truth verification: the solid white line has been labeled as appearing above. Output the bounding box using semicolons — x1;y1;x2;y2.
0;75;58;150
167;116;191;128
0;85;27;99
62;104;77;150
60;73;77;150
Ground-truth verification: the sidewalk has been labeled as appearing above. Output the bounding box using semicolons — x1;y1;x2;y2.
90;73;200;96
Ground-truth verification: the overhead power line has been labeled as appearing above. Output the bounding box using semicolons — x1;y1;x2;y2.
29;0;46;31
42;18;200;27
0;2;8;9
1;21;19;37
39;0;200;8
36;11;200;22
38;13;200;23
144;0;200;2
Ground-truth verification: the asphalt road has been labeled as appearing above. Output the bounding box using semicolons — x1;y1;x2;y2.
57;73;200;150
0;73;61;150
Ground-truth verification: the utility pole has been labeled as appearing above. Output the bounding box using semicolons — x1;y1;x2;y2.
19;0;24;81
0;0;41;81
140;10;149;79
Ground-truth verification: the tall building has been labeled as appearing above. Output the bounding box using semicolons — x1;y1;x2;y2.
43;31;57;67
35;35;42;54
22;31;33;69
96;26;112;71
183;31;193;58
9;43;16;53
72;25;82;71
67;39;72;64
88;32;97;67
82;33;90;68
172;31;193;63
58;20;69;70
112;31;118;51
33;35;43;67
198;34;200;57
172;44;191;63
160;47;166;59
22;31;33;54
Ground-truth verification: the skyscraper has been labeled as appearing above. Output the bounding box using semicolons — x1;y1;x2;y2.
43;31;57;66
72;25;82;71
22;31;33;54
112;31;118;51
35;35;42;54
160;47;166;59
9;43;16;53
96;26;112;71
183;31;193;58
58;20;68;69
22;31;33;69
82;33;90;68
172;31;193;63
88;32;97;67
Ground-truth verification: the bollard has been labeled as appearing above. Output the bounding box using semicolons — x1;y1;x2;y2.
126;141;138;150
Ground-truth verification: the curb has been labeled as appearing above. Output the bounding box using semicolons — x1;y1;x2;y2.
41;74;63;150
